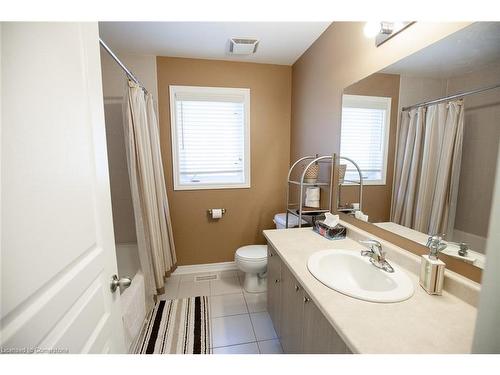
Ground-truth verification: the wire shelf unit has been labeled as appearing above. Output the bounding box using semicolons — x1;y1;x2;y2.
285;154;336;228
336;156;363;214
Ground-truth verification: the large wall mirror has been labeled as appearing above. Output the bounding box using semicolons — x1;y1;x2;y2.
337;22;500;281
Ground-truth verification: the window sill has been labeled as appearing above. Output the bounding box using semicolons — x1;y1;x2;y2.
173;182;251;191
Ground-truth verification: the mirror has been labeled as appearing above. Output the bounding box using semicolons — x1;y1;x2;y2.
337;22;500;273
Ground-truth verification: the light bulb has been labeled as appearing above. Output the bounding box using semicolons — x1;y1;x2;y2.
364;21;381;38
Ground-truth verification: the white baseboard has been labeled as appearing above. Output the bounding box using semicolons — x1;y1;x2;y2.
172;261;238;276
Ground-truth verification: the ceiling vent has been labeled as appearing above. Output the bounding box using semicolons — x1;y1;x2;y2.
229;38;259;55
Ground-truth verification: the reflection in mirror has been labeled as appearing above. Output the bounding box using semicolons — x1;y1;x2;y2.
338;22;500;271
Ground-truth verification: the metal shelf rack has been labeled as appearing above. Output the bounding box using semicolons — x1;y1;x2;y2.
285;154;336;228
336;156;363;214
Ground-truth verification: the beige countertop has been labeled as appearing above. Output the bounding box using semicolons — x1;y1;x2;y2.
263;225;478;354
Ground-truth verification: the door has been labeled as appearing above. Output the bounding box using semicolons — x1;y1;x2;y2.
280;266;304;354
1;23;126;353
267;245;282;337
302;293;347;354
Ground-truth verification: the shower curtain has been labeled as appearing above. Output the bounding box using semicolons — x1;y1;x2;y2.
124;80;177;295
391;100;464;235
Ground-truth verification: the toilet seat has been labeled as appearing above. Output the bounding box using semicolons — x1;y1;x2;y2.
235;245;267;262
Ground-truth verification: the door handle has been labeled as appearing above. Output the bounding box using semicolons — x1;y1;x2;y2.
110;275;132;293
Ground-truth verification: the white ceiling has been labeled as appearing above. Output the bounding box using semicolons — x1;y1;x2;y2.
382;22;500;79
98;22;331;65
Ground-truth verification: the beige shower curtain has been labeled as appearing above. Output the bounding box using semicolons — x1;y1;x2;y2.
124;81;177;295
391;100;464;235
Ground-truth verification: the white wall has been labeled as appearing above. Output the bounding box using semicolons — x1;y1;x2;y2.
472;144;500;353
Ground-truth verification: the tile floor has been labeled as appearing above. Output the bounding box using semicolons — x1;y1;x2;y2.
158;270;283;354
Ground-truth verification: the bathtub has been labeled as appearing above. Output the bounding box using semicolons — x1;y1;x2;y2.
115;243;147;352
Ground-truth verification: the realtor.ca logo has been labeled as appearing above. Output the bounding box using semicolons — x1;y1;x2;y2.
1;347;69;354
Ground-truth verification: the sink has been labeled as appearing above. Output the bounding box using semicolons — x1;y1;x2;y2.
307;249;414;303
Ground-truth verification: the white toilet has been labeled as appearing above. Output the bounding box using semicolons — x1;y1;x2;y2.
235;213;307;293
235;245;268;293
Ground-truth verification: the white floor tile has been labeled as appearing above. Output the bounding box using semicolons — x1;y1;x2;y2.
159;276;180;300
210;277;242;296
258;339;283;354
250;312;277;341
212;342;259;354
244;292;267;313
210;293;248;318
176;280;210;298
211;314;256;348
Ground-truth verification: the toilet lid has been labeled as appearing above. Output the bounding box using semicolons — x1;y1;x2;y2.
236;245;267;261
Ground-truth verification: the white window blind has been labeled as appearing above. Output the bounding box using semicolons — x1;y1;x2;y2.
169;86;250;190
340;95;391;185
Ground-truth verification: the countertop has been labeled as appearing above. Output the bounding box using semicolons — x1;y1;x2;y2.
263;226;478;354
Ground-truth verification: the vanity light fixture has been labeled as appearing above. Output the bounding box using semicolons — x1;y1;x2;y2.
364;21;416;47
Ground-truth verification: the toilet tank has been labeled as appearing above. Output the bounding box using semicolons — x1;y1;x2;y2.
273;213;307;229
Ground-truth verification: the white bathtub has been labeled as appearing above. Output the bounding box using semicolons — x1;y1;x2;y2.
115;243;147;352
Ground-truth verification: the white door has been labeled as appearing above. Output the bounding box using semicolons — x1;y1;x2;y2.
1;23;126;353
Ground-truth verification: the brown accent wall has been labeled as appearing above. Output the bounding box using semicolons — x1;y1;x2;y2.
342;73;400;223
157;57;292;266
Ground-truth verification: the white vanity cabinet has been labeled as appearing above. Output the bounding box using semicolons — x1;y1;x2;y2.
267;244;349;354
267;245;282;337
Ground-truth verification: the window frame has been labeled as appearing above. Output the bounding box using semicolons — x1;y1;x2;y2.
340;94;392;186
169;85;251;191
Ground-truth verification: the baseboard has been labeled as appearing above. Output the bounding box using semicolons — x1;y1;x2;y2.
172;261;238;275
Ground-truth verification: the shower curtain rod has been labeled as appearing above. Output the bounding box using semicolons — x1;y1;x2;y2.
402;82;500;112
99;38;149;95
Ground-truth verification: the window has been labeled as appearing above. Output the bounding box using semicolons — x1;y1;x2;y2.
169;86;250;190
340;94;391;185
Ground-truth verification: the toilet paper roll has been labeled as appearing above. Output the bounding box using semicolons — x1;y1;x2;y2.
305;199;320;208
211;208;223;219
305;187;320;200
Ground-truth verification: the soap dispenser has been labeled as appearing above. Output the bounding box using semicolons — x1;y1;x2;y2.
419;235;446;295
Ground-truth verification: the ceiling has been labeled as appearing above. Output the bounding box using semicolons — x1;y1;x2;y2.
98;22;331;65
382;22;500;79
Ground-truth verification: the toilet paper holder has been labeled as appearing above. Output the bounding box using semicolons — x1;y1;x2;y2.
207;208;226;216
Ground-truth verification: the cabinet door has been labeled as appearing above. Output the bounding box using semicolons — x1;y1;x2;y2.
267;245;282;337
302;293;347;354
280;266;304;354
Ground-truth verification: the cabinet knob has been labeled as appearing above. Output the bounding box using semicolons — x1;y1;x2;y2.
294;284;300;292
275;279;280;284
303;296;310;303
269;252;274;257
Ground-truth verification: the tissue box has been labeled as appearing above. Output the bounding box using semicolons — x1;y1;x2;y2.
312;215;346;240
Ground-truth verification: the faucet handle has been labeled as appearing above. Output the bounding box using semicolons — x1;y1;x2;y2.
359;239;384;257
426;234;445;248
426;234;447;259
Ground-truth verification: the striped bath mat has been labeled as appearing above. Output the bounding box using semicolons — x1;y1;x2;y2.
135;296;211;354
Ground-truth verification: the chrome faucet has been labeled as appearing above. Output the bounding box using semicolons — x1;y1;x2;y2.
446;241;469;257
426;234;447;260
359;239;394;273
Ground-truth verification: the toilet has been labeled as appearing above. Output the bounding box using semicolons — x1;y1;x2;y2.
235;213;307;293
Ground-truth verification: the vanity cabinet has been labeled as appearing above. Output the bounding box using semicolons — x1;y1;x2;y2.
302;292;347;354
267;245;282;337
280;266;304;353
267;244;349;354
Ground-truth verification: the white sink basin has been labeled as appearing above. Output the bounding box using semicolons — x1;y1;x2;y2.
307;249;414;303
